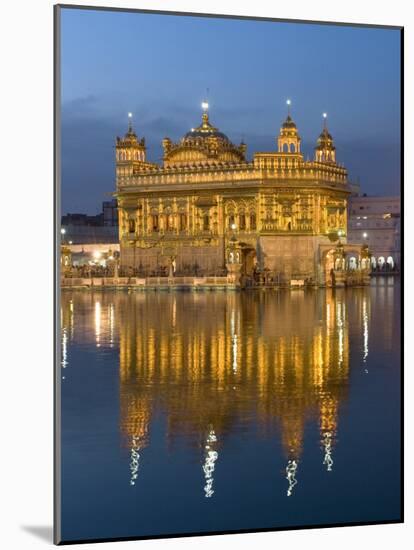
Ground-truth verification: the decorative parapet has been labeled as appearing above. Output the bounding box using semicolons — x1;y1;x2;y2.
253;153;347;185
117;162;257;189
116;158;349;190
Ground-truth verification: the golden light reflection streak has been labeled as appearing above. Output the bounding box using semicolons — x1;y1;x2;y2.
95;301;101;348
336;301;344;367
203;429;218;498
109;303;115;348
69;299;74;339
362;297;369;372
172;297;177;329
326;302;331;328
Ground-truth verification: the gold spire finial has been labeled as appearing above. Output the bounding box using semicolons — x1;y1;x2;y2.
128;112;133;133
323;112;328;130
201;101;209;125
286;99;291;117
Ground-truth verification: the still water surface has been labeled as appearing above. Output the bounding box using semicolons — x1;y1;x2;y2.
60;279;401;542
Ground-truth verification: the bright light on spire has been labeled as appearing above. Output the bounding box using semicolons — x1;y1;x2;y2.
323;112;327;118
286;99;291;106
127;112;133;132
201;101;209;111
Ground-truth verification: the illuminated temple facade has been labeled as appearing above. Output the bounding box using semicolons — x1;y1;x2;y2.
114;105;370;286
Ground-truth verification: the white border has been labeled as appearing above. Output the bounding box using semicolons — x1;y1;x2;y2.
0;1;409;548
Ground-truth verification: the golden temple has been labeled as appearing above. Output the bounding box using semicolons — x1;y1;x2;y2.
114;103;370;287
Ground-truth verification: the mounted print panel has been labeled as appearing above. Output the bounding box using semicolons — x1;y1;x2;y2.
55;5;403;545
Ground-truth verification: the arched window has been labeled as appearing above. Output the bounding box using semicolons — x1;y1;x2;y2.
203;214;210;231
290;143;296;153
151;214;159;232
228;214;235;229
325;250;335;273
250;213;256;230
239;213;246;230
371;257;377;268
387;256;394;269
166;214;174;231
179;213;187;231
348;257;357;270
128;219;136;233
283;143;289;153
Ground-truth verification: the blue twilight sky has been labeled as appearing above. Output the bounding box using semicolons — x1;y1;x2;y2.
60;8;401;214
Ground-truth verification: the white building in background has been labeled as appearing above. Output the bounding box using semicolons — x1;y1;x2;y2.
347;195;400;271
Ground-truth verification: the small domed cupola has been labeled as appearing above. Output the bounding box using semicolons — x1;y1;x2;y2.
116;113;147;163
277;100;301;154
282;114;297;130
314;113;336;163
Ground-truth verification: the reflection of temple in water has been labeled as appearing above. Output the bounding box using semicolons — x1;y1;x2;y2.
60;283;396;497
117;290;350;497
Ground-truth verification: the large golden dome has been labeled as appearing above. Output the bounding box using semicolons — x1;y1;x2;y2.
162;108;246;167
183;112;230;142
